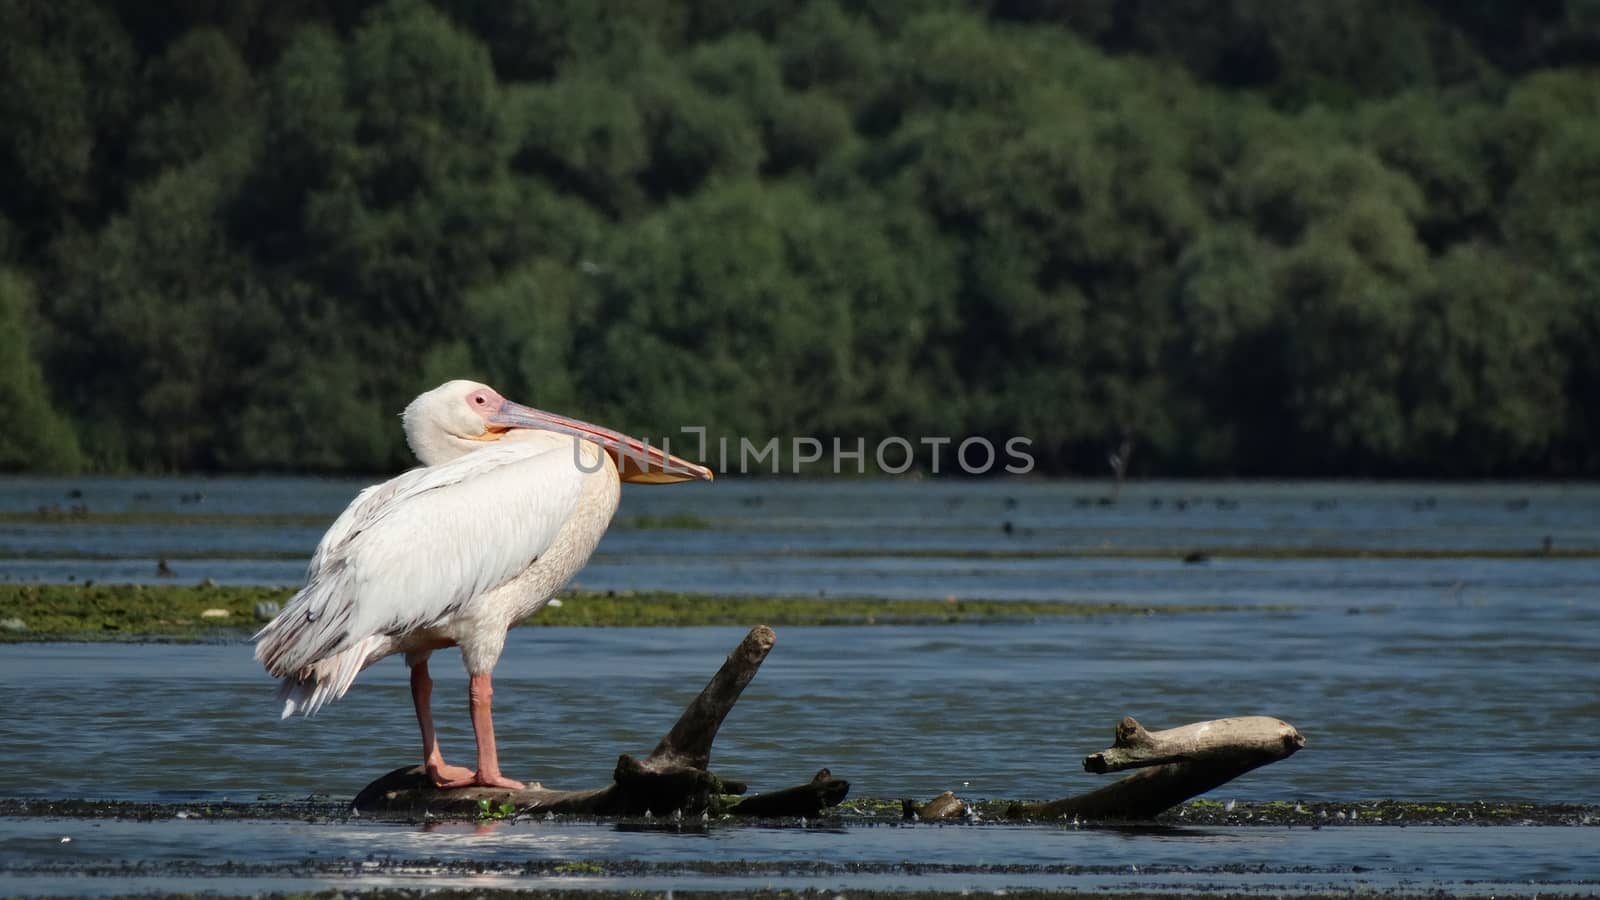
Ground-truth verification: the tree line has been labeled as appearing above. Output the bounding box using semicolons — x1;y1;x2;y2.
2;0;1597;476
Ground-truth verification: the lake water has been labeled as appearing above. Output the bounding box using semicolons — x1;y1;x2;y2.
1;476;1597;895
5;816;1597;896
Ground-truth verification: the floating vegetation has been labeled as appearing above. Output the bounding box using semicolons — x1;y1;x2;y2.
522;593;1264;628
0;510;332;527
622;513;713;530
0;583;289;638
0;548;309;562
800;545;1600;560
0;584;1263;640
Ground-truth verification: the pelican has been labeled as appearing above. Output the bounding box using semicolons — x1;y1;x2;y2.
254;380;711;789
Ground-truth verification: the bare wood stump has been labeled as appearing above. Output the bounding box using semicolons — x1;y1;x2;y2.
353;625;847;818
1007;715;1304;821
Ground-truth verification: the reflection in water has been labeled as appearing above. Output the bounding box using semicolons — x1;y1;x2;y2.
419;819;509;837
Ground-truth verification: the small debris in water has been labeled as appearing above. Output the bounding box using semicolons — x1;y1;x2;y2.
58;836;71;843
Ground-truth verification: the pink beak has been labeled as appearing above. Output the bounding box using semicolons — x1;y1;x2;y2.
488;401;713;484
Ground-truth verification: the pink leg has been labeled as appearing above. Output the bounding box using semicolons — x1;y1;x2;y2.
410;660;474;787
436;672;525;790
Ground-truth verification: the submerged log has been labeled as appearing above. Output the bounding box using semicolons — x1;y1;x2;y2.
1007;715;1304;821
353;767;609;817
729;768;851;818
352;625;846;818
902;790;969;821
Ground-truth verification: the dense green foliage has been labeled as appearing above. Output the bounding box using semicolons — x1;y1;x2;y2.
3;0;1598;476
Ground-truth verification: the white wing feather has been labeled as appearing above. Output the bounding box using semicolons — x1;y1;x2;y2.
255;440;587;679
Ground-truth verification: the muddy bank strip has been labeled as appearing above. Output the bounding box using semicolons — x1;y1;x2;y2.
3;798;1595;827
0;584;1275;640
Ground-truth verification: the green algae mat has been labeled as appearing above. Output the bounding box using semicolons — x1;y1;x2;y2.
0;583;1269;640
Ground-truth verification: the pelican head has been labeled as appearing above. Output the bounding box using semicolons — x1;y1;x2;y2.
402;380;712;483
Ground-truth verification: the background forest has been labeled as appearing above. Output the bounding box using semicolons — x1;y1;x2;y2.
2;0;1598;477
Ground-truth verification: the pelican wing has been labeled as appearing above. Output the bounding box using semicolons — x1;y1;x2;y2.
255;440;589;678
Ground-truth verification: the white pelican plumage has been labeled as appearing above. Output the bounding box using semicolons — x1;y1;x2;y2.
254;380;711;789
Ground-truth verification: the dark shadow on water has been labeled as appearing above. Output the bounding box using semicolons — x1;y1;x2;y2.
1093;822;1209;839
613;821;714;836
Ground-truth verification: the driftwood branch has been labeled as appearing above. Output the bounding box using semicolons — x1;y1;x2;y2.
1007;715;1304;821
645;625;775;771
350;635;1291;824
353;625;848;819
1084;716;1304;773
